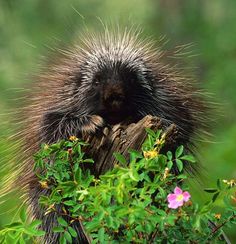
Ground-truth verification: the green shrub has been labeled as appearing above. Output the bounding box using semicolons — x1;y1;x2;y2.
1;129;236;243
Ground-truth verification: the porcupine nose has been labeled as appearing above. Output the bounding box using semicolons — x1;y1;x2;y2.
103;81;125;112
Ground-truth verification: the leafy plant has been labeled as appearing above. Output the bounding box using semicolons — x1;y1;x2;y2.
0;206;45;244
1;130;236;243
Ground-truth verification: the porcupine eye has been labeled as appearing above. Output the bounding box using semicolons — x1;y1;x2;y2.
120;68;138;86
93;79;100;87
93;72;102;88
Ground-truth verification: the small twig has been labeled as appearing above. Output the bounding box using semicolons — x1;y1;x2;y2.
149;227;159;243
211;214;236;234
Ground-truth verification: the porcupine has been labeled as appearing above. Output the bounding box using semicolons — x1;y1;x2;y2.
18;29;208;243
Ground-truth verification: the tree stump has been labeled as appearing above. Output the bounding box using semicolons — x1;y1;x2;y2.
84;115;178;176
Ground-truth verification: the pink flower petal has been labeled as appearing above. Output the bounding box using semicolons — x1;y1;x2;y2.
177;200;184;207
167;187;191;209
174;186;182;195
183;191;191;202
167;194;177;202
168;201;179;209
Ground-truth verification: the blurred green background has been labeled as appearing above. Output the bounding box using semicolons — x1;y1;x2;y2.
0;0;236;241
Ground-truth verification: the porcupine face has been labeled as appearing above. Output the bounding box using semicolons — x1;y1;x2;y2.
76;53;155;125
56;30;170;128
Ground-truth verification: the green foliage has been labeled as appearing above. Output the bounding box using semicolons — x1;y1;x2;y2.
2;130;235;243
0;206;45;244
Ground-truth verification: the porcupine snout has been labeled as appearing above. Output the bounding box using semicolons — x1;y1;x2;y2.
99;74;129;124
103;81;125;112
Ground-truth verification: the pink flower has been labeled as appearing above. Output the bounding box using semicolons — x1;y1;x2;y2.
167;187;191;209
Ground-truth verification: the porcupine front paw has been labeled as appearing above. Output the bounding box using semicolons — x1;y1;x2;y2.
79;115;105;137
41;112;105;143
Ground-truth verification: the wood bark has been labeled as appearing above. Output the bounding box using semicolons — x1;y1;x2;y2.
84;115;178;176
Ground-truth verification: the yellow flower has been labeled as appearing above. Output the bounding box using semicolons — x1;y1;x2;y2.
143;150;158;159
39;181;49;189
156;132;166;146
162;167;170;180
69;135;78;141
223;179;236;187
214;213;221;220
43;144;49;150
156;139;161;145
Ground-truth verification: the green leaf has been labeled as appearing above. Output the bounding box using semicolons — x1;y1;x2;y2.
5;222;23;228
57;217;68;227
157;187;166;199
64;200;75;206
129;168;140;181
60;181;77;191
145;223;153;233
68;226;77;238
7;232;22;244
217;179;221;190
64;231;72;243
199;201;213;214
156;209;166;216
180;155;196;163
19;207;27;223
167;160;173;170
116;208;129;217
166;215;177;226
175;145;184;158
128;149;143;159
105;216;114;228
5;232;21;244
177;174;187;179
29;220;42;229
128;214;135;225
5;233;15;243
85;219;100;231
53;226;64;233
157;154;167;168
83;158;94;163
176;159;183;172
167;151;172;160
50;143;61;151
155;130;162;139
24;227;41;236
98;227;105;242
145;128;156;138
204;188;218;193
113;153;126;165
59;234;67;244
74;168;82;182
31;230;46;237
19;236;26;244
193;215;201;229
97;210;105;221
212;192;220;202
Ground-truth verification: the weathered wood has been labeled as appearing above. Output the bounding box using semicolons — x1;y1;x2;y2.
84;115;178;176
